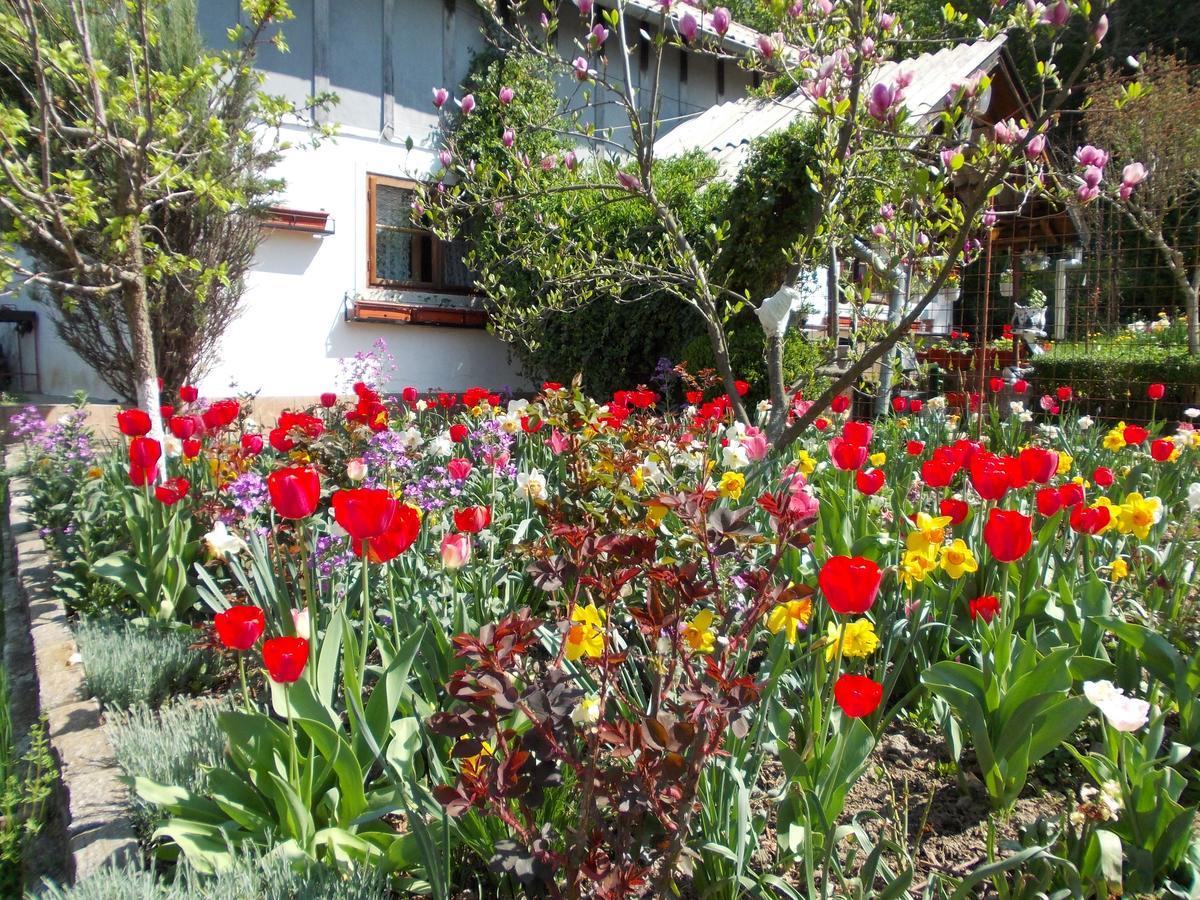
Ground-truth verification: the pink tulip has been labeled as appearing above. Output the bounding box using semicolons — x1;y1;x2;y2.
549;429;569;455
441;532;472;569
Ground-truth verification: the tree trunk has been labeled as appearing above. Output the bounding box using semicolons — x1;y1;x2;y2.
120;213;165;478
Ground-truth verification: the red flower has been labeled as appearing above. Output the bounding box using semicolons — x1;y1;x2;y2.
320;392;337;408
1013;379;1029;394
685;390;703;405
983;508;1032;562
129;465;154;486
520;416;543;434
842;421;873;447
1036;487;1063;517
541;382;563;392
921;456;957;488
1056;385;1073;402
968;595;1000;623
267;467;321;519
1018;447;1059;485
453;505;492;533
829;437;868;471
401;386;420;404
155;477;190;505
988;377;1004;393
1058;482;1086;508
819;556;882;614
332;488;398;541
939;497;969;525
241;434;264;456
814;417;831;431
160;404;174;420
129;437;162;471
263;636;309;683
438;393;458;408
213;605;265;651
891;396;908;413
463;387;488;408
447;458;473;481
734;380;750;397
1150;439;1174;462
909;399;924;413
1092;466;1114;487
202;398;240;430
834;674;883;718
449;423;469;443
906;440;925;457
855;468;885;496
182;439;201;459
179;385;199;404
167;414;198;440
968;452;1013;501
117;409;152;437
1147;383;1165;401
1070;504;1110;535
1123;424;1148;445
355;504;421;563
830;394;850;414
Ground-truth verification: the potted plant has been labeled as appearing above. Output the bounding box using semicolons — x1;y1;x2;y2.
1012;287;1048;337
946;330;974;370
976;324;1017;370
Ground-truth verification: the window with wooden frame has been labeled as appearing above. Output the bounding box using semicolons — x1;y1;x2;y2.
367;175;475;293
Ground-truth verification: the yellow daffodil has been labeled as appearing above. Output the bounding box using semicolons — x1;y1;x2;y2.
795;450;817;476
1116;493;1162;540
869;452;887;467
1056;452;1073;475
766;598;813;645
1103;425;1126;452
906;512;952;555
898;548;938;589
630;467;646;491
1108;558;1129;581
565;603;606;661
825;618;880;662
683;610;716;653
939;539;979;579
719;471;745;501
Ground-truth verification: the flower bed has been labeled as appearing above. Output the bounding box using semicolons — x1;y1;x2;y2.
10;363;1200;898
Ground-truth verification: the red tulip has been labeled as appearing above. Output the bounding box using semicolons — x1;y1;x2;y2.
355;504;421;563
909;399;924;413
179;385;199;403
891;396;908;413
814;417;831;431
129;437;162;471
401;386;419;404
969;452;1012;501
1018;447;1059;485
983;508;1032;562
921;456;957;488
267;467;321;519
906;440;925;457
842;421;873;447
332;488;397;541
1058;482;1086;508
1147;383;1165;401
1013;379;1029;394
1123;424;1148;445
968;595;1000;622
819;556;882;614
855;468;885;496
939;497;969;525
734;380;750;396
1091;466;1114;487
686;390;704;405
447;458;473;481
829;437;868;471
1070;504;1110;535
117;408;152;437
830;394;850;414
160;404;175;420
169;414;202;440
438;393;458;409
1035;487;1063;517
449;423;469;443
453;505;492;533
1150;439;1174;462
262;636;309;683
214;605;265;651
202;398;240;430
834;674;883;718
1056;385;1073;402
988;377;1004;393
320;392;337;408
129;464;154;487
155;477;190;505
182;438;201;459
241;434;264;456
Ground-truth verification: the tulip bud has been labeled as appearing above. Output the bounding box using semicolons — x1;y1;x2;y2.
347;458;368;482
441;532;472;569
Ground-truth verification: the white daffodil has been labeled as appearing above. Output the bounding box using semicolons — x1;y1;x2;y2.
204;521;248;561
517;469;547;500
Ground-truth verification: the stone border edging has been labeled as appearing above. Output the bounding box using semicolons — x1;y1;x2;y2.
4;450;137;885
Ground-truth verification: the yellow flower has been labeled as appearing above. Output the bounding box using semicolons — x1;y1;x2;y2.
766;598;813;645
630;467;646;491
718;471;745;501
939;539;978;579
646;503;668;526
1090;497;1117;534
565;603;606;661
825;618;879;662
898;548;938;590
457;737;494;777
1103;425;1126;452
683;610;716;653
1108;558;1129;581
869;452;887;467
795;450;817;476
86;466;103;479
1056;452;1073;475
1116;493;1162;540
906;512;952;555
897;417;910;428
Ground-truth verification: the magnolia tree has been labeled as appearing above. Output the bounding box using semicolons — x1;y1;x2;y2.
1072;53;1200;354
0;0;325;452
424;0;1112;449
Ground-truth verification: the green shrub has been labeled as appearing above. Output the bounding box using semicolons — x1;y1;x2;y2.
35;846;389;899
680;323;832;404
107;697;228;833
1029;337;1200;423
75;621;215;710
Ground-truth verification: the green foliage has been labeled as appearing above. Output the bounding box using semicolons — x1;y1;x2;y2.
680;324;832;402
0;695;55;896
1030;332;1200;422
75;620;215;710
108;697;230;834
35;846;388;900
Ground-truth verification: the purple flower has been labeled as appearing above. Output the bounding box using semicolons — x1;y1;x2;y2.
868;82;898;121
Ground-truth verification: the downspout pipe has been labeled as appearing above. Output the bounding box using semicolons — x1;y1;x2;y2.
1054;246;1084;341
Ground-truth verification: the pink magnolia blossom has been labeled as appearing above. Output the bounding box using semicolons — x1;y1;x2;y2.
617;171;640;191
432;87;449;108
576;0;593;14
1121;161;1148;187
1077;184;1101;203
757;34;775;58
1082;165;1104;188
868;81;899;121
1041;0;1070;27
1025;132;1047;159
711;7;731;35
564;150;578;170
438;150;452;169
456;93;475;114
814;0;834;13
502;127;515;148
541;154;557;170
878;12;896;30
590;23;609;46
1075;145;1109;169
1092;14;1109;44
678;12;698;42
498;85;515;104
572;56;591;80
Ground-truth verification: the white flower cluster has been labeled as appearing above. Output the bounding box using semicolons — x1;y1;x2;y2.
1083;680;1150;732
